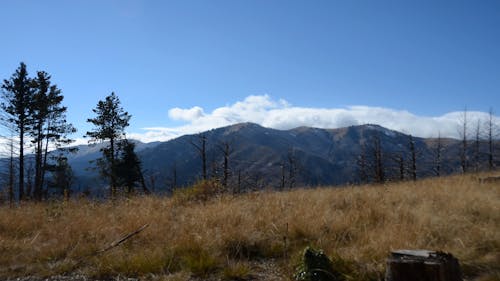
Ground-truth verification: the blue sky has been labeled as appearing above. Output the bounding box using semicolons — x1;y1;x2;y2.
1;0;499;142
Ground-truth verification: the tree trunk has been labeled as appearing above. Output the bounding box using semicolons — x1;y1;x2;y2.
19;126;24;200
40;119;52;200
201;137;206;180
409;135;417;181
34;125;43;201
9;138;15;206
222;143;229;189
110;137;116;198
386;250;462;281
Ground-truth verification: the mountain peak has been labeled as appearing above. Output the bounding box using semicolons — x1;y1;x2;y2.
222;122;265;133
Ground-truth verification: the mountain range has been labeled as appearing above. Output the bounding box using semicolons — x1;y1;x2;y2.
64;123;498;194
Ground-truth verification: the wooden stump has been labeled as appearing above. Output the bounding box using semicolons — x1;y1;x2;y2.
385;250;462;281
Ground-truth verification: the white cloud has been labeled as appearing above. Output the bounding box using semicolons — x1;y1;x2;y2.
168;106;205;121
129;95;500;143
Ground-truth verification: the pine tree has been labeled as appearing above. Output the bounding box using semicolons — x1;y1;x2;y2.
30;71;76;200
1;62;34;200
116;140;147;195
86;92;131;198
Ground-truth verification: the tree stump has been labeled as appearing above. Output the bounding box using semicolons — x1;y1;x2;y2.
385;250;462;281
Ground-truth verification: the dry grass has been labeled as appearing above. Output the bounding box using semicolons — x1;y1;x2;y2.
0;173;498;280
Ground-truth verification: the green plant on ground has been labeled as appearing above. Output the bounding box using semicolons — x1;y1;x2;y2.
295;246;340;281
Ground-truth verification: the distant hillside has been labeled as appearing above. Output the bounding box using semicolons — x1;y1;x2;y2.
65;122;499;193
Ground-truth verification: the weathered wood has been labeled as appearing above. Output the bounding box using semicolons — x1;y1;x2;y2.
385;250;462;281
95;223;149;255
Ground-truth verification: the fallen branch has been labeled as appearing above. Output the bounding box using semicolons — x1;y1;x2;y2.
67;223;150;271
95;223;149;255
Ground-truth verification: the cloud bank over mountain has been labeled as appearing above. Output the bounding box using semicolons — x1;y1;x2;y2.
128;95;499;143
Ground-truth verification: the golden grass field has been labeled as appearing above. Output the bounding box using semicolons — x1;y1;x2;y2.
0;173;499;280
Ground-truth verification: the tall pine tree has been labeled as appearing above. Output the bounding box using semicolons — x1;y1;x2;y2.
86;92;131;198
1;62;34;200
30;71;76;200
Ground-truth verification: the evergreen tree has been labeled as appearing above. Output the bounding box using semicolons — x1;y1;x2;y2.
86;92;131;198
1;62;34;200
116;140;147;194
30;71;76;200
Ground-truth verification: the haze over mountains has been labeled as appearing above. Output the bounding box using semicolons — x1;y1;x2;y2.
65;123;497;194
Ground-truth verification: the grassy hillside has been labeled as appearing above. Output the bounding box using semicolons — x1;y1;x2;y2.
0;174;499;280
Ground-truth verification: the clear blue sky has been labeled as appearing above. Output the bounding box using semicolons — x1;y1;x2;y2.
1;0;499;141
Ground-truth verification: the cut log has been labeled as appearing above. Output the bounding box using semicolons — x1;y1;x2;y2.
385;250;462;281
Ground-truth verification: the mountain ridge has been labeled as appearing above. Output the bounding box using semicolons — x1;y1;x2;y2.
60;122;499;194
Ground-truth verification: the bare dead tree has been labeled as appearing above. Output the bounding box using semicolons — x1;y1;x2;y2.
171;165;177;191
165;163;177;192
280;161;286;190
459;108;468;173
357;143;368;183
190;134;207;180
372;134;385;183
391;152;405;181
209;158;220;182
473;119;481;172
408;135;417;181
0;133;19;206
433;133;444;177
485;108;497;170
358;135;386;184
217;141;232;189
287;148;298;189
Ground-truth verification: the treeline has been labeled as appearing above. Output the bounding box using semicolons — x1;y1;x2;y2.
0;63;147;204
356;111;499;185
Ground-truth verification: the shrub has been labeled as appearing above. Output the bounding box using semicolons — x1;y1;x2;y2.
295;246;340;281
